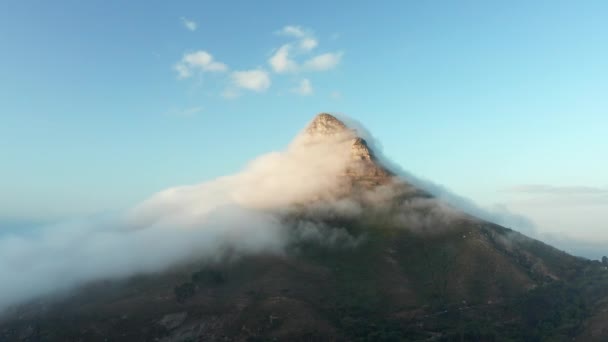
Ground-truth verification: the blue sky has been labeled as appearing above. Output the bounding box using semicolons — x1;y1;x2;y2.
1;1;607;255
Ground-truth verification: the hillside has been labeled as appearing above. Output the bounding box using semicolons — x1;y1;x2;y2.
0;113;602;341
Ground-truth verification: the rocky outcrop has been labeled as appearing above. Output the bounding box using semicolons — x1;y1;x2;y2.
159;312;188;331
304;113;348;137
304;113;394;187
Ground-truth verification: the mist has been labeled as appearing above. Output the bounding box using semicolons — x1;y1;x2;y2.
0;114;546;313
0;120;376;312
335;114;538;234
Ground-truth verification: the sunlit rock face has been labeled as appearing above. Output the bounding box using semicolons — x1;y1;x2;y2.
301;113;394;188
346;136;394;187
305;113;348;136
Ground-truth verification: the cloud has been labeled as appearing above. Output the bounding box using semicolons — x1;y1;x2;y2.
274;26;319;52
230;69;271;92
269;25;341;75
299;38;318;52
180;17;197;31
292;79;313;96
503;195;608;257
166;106;203;118
0;114;511;312
268;45;298;73
276;25;307;38
171;25;340;98
498;183;608;256
541;235;608;260
0;120;365;311
174;51;228;79
268;48;342;74
507;184;608;196
303;52;343;71
333;114;539;236
330;91;342;100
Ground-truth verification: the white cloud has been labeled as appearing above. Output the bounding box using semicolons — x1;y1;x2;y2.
180;17;197;31
268;44;298;73
505;199;608;245
303;52;343;71
269;25;342;76
174;63;192;78
276;25;307;38
231;69;271;92
487;183;608;257
0;121;371;310
299;38;318;52
183;51;227;72
173;25;340;97
166;106;204;118
269;25;324;74
268;47;342;74
507;184;608;196
292;79;313;96
174;51;228;79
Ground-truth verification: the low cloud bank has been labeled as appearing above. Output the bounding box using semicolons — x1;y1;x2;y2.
335;114;538;235
0;122;375;312
0;114;548;312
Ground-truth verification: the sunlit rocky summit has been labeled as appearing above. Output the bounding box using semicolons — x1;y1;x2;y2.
300;112;393;187
1;113;605;342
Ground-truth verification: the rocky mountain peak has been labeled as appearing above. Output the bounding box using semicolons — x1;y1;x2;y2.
302;113;392;187
305;113;348;136
351;137;375;161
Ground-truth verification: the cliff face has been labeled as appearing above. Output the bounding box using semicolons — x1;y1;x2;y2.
303;113;393;188
304;113;348;136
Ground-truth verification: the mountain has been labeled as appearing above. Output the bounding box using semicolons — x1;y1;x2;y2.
0;113;606;341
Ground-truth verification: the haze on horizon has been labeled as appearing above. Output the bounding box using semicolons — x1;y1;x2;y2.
1;1;607;260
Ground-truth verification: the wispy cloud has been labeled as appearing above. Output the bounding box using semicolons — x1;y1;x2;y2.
174;51;228;79
231;69;271;92
276;25;307;38
302;52;343;71
498;183;608;254
268;45;298;73
166;106;203;118
0;118;373;311
173;25;340;98
299;37;318;52
507;184;608;196
180;17;197;31
292;79;313;96
268;25;341;74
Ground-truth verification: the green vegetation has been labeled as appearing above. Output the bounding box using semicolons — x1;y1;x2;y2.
173;267;226;302
191;268;225;285
516;281;587;340
4;218;608;341
173;282;195;302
